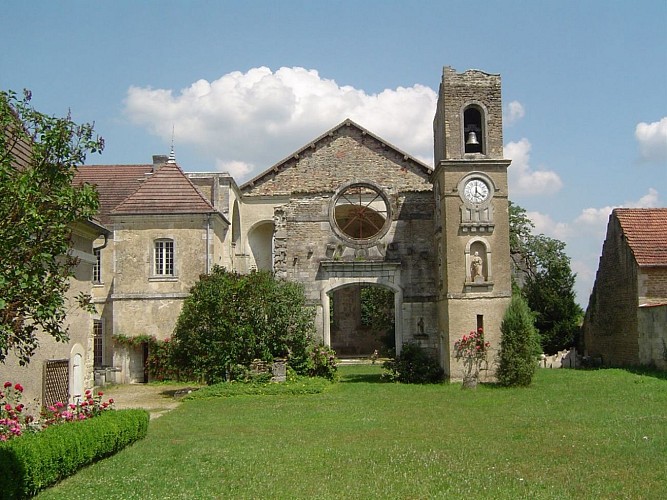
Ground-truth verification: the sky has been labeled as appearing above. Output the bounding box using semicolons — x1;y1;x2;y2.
2;0;666;307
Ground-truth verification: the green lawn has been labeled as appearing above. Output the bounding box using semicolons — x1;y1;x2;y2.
38;366;666;499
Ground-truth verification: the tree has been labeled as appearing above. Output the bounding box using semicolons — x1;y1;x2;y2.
170;267;316;384
509;202;583;354
497;293;541;387
0;90;103;365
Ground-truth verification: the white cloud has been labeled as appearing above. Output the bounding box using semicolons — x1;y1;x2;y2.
503;100;525;126
627;187;661;208
504;138;563;196
635;117;667;163
124;66;437;181
526;211;571;240
215;160;253;179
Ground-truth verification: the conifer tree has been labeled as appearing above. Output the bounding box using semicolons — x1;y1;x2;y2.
497;293;541;387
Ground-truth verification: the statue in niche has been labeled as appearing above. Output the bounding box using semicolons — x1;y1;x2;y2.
471;251;484;282
417;317;425;335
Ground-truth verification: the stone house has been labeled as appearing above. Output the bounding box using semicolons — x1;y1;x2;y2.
76;66;513;382
1;219;109;411
74;159;231;383
582;208;667;369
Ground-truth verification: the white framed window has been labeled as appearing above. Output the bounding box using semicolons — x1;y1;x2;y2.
92;248;102;284
154;239;175;276
93;320;104;368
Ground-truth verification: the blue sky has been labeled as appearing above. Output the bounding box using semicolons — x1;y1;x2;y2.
2;0;666;306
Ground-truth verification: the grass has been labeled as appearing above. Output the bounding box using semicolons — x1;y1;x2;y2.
38;366;666;499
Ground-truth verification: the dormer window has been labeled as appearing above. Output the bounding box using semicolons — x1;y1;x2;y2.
464;106;484;154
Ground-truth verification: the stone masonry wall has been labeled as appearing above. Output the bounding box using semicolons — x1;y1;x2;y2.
434;67;504;164
243;126;432;197
583;216;640;365
640;267;667;300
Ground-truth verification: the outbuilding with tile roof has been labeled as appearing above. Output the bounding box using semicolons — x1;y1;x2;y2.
582;208;667;369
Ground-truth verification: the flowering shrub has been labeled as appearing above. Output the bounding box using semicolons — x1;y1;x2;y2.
306;344;338;380
0;381;114;441
0;382;35;441
453;328;490;386
41;389;114;426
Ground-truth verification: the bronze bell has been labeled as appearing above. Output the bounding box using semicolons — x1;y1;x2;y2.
466;131;480;145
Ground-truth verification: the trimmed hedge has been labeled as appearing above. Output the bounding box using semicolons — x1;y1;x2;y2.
0;409;149;498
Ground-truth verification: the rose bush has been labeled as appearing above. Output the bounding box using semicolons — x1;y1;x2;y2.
0;381;114;441
453;328;490;389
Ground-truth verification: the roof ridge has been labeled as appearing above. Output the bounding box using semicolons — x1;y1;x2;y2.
111;163;216;215
240;119;433;191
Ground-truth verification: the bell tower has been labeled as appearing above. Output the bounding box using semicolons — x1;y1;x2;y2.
433;67;512;380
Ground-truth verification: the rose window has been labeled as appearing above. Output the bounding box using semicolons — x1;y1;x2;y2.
331;182;391;245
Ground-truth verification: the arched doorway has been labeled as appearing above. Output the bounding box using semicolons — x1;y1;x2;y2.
248;221;274;271
328;283;395;357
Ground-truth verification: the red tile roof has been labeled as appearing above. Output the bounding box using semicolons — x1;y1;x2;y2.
614;208;667;267
110;163;216;216
74;165;154;223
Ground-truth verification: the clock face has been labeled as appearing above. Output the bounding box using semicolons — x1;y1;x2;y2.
463;179;490;203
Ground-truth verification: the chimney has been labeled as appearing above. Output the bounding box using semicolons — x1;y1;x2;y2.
152;155;168;165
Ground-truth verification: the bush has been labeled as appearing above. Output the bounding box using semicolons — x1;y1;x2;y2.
382;343;444;384
306;344;338;381
171;267;316;384
0;409;149;498
497;293;541;387
186;374;332;399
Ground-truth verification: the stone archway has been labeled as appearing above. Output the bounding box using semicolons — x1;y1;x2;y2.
320;274;404;357
328;283;396;357
247;221;274;271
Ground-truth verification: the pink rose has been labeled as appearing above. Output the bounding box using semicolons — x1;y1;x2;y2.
14;383;23;392
3;382;12;389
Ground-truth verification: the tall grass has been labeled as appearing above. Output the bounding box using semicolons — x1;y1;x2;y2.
38;366;666;499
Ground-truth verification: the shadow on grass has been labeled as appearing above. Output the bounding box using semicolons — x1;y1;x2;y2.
623;367;667;381
339;373;386;384
159;387;201;398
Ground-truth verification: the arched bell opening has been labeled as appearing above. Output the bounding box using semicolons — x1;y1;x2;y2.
464;106;484;154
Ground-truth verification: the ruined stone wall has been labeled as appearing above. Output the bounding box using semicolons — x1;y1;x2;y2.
583;216;640;366
243;127;432;197
241;127;437;351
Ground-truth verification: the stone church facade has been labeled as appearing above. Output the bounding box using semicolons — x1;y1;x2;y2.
76;66;512;383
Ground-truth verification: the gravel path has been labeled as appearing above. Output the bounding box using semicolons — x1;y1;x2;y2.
100;383;200;420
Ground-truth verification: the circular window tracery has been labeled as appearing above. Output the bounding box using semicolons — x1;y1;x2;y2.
330;182;391;247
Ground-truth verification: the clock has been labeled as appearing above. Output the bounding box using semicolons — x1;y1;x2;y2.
463;178;490;203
